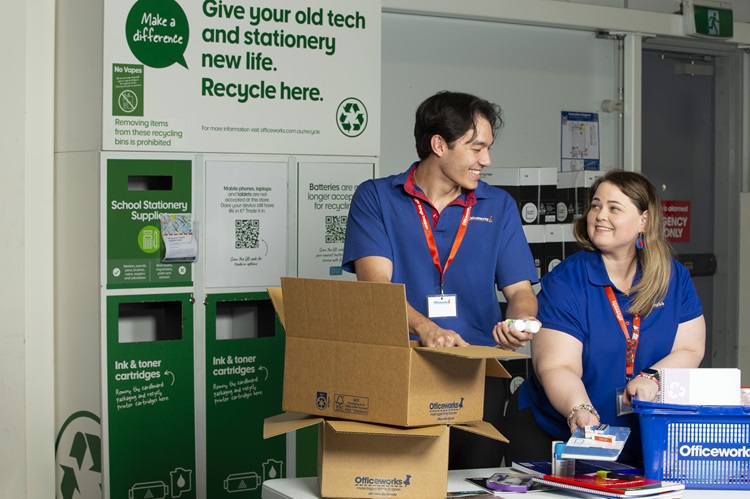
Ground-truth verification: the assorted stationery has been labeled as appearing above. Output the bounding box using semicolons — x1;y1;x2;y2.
560;424;631;460
511;459;644;477
531;473;685;497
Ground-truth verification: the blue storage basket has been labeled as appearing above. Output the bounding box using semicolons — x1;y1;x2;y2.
632;399;750;489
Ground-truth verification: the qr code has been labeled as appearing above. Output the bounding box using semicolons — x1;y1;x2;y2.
235;219;260;249
325;215;347;244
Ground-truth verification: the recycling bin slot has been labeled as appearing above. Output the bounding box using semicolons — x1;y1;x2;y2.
128;175;173;191
215;299;276;340
118;301;183;343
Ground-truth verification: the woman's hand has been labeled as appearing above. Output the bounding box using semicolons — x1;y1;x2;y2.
623;375;660;405
567;405;600;433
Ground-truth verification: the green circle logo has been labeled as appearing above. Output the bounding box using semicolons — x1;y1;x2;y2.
336;97;368;138
126;0;190;69
138;225;161;253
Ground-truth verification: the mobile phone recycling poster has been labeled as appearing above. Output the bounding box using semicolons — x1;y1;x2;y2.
103;0;381;156
204;160;288;288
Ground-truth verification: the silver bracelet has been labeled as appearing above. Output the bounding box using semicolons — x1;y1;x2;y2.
566;403;600;426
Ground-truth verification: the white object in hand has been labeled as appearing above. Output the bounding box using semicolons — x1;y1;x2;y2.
505;319;540;333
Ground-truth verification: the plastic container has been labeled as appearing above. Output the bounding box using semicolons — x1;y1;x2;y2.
632;398;750;489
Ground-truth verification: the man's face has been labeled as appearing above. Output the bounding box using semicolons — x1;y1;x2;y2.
438;116;493;191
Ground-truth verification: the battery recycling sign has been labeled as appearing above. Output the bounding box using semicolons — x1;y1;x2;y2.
103;0;380;155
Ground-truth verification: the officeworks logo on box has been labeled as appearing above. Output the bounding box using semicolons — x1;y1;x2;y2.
679;443;750;459
354;474;412;493
429;397;464;422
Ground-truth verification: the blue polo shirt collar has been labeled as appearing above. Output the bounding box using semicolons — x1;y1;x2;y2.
586;251;643;290
394;162;492;207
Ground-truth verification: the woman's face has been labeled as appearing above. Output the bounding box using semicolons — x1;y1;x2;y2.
587;181;647;257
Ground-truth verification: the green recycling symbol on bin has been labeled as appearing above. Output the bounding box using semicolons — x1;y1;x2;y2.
336;97;368;138
56;411;102;499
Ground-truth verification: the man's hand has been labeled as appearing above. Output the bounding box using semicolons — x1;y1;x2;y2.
420;326;469;347
499;280;539;350
492;318;539;350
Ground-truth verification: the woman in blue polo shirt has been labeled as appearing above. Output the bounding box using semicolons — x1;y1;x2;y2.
504;170;705;463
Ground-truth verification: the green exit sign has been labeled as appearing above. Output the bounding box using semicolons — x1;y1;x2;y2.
683;0;734;39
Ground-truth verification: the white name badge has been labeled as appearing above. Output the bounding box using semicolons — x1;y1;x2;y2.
427;294;458;318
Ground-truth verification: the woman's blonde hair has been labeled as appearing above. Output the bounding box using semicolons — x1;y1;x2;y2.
573;170;673;316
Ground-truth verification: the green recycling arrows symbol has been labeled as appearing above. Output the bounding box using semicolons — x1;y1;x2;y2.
60;432;102;499
336;97;368;138
56;411;102;499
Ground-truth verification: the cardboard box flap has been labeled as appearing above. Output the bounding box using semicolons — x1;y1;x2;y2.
416;345;528;361
267;287;286;329
452;420;509;443
326;419;447;438
416;345;524;379
263;412;323;439
486;358;512;379
279;277;409;347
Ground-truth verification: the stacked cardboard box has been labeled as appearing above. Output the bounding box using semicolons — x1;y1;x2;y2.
264;277;528;498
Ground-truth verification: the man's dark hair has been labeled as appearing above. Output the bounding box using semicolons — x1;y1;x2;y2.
414;91;504;160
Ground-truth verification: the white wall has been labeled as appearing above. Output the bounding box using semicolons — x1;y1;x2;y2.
381;13;617;176
0;0;56;498
0;1;28;495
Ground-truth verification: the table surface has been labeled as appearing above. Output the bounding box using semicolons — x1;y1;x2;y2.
262;467;750;498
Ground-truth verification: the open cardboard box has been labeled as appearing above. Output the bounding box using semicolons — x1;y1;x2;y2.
268;277;528;427
264;411;507;499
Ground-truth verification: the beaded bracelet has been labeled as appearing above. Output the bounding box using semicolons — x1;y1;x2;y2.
566;404;600;426
635;371;660;388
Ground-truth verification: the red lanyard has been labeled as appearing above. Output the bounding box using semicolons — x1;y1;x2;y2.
605;286;641;377
413;198;471;294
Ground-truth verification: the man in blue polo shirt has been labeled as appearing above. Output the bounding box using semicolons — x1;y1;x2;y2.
341;91;539;468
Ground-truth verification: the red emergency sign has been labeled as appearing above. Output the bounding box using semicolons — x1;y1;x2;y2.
661;200;690;243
